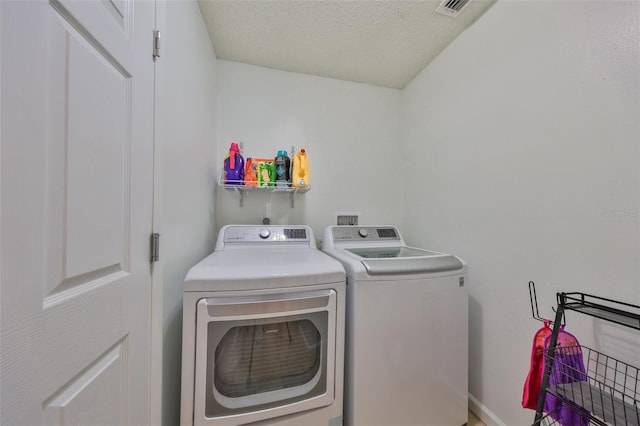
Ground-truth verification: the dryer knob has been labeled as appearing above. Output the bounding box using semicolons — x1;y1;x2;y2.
358;228;368;238
259;229;271;239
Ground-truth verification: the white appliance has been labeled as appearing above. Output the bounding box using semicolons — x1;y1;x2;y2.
322;225;468;426
181;225;346;426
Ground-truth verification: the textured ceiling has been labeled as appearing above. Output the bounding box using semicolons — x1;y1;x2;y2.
198;0;496;89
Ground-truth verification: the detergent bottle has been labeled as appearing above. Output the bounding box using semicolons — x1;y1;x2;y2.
244;158;258;186
274;150;291;188
223;142;244;185
257;160;275;187
291;148;310;189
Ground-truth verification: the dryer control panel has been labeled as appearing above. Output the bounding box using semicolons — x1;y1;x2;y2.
331;226;401;241
220;225;312;246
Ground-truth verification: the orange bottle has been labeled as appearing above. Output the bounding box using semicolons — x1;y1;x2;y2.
244;158;258;186
291;148;310;189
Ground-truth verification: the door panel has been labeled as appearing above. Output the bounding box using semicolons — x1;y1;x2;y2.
0;0;154;424
65;27;129;278
46;7;131;298
43;340;128;426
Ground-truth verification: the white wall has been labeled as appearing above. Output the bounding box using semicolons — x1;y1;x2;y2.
215;60;404;241
401;1;640;425
156;1;218;425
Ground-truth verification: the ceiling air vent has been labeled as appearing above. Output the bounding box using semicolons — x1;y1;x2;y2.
435;0;471;17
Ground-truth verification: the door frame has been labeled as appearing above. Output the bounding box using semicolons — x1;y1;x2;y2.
150;1;166;425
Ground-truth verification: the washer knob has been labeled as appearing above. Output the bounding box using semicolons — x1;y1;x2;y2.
259;229;271;239
358;228;368;238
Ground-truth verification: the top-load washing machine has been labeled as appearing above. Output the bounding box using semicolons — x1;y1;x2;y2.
322;225;468;426
181;225;346;426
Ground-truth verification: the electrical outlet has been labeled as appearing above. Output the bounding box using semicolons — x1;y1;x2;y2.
336;213;359;226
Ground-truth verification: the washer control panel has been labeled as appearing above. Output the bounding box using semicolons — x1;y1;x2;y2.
223;225;310;243
331;226;400;241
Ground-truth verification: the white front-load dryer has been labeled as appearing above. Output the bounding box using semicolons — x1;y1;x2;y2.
322;225;468;426
181;225;346;426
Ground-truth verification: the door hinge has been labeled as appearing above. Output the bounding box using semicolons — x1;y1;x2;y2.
150;233;160;262
152;30;161;59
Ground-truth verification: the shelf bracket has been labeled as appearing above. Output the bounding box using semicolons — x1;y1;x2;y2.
230;187;245;207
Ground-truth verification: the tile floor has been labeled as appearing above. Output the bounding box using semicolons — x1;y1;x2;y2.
468;410;486;426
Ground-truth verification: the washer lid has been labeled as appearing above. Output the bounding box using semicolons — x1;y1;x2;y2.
344;246;463;275
345;247;435;259
322;225;465;278
356;253;464;276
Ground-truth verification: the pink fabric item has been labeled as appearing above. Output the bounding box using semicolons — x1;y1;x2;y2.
522;320;552;410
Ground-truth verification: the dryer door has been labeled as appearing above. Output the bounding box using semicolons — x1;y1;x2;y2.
193;289;337;426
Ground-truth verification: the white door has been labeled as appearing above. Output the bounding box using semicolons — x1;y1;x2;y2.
1;0;155;424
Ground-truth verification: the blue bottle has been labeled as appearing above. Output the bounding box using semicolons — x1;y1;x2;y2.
274;150;291;188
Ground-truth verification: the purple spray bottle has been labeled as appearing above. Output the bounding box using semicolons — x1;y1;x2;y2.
223;142;244;185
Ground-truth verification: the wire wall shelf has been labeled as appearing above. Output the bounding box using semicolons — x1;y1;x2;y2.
218;171;310;208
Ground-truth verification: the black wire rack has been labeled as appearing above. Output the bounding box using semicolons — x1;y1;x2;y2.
537;345;640;426
532;291;640;426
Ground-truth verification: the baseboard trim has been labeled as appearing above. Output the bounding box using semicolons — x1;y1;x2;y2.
468;394;506;426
